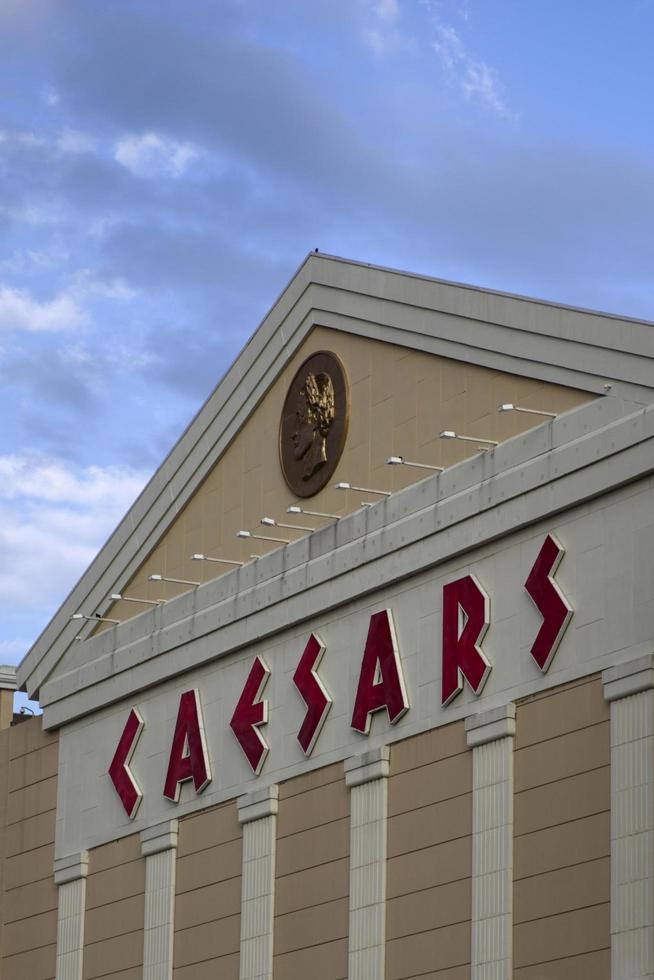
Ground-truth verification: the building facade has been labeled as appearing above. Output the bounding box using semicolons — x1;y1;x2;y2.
4;254;654;978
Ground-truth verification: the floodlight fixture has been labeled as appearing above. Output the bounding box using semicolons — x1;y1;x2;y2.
334;482;391;496
191;554;244;567
236;530;290;544
439;431;499;448
498;403;556;418
260;516;314;532
386;455;443;472
71;612;120;625
287;505;340;520
148;574;200;587
109;593;163;606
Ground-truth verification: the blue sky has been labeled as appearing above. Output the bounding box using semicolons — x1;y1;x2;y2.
1;0;653;703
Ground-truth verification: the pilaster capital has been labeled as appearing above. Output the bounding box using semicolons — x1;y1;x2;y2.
603;654;654;702
237;783;279;824
54;850;89;886
140;818;179;857
344;746;390;788
465;703;516;747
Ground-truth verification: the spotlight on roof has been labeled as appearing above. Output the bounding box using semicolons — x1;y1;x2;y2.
498;403;557;418
386;455;443;472
260;516;314;532
71;613;120;625
236;530;290;544
439;431;499;449
109;593;163;606
335;482;391;496
287;505;340;520
148;574;200;587
191;554;244;566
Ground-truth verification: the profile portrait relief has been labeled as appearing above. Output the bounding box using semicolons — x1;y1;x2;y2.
280;350;348;497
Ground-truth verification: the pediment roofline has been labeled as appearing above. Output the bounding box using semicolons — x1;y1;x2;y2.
17;253;654;700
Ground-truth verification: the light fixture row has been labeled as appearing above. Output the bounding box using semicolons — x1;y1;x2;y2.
72;400;559;630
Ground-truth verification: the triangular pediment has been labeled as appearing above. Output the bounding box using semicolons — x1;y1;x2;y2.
17;253;654;702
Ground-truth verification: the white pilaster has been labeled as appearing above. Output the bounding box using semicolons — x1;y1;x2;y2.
237;784;279;980
140;819;179;980
603;655;654;980
54;851;89;980
465;703;515;980
344;746;390;980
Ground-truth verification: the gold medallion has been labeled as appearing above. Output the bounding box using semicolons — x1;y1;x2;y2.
279;350;349;497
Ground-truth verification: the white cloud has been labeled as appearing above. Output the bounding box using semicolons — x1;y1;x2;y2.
56;128;96;154
0;285;88;332
0;456;149;614
431;23;512;117
363;0;402;54
114;131;200;178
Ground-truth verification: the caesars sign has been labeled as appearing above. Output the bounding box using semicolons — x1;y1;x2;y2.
109;533;571;819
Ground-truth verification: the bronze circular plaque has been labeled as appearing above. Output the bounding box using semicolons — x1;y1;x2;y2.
279;350;349;498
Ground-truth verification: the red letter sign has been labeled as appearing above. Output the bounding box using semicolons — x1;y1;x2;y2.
525;534;573;672
163;689;212;802
442;575;491;706
294;633;332;755
230;656;270;774
109;707;144;819
351;610;409;734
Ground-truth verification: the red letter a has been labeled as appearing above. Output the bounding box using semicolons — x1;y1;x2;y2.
163;689;212;802
442;575;491;706
351;610;409;734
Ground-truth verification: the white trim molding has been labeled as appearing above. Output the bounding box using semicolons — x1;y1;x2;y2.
465;703;516;980
237;784;279;980
345;747;390;980
54;851;88;980
140;819;179;980
603;655;654;979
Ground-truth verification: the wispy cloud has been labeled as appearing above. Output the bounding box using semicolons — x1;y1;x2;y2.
114;131;200;178
363;0;402;55
0;286;88;332
431;22;512;117
0;455;149;615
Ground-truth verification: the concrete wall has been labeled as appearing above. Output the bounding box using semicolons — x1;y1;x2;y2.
1;718;58;980
513;674;611;977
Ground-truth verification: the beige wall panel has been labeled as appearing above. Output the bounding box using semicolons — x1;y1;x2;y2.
514;948;610;979
1;943;58;980
8;740;59;792
514;811;609;879
514;674;610;975
276;857;349;917
272;938;348;980
386;921;470;979
275;816;349;878
386;878;471;941
1;719;58;980
5;807;59;855
515;905;610;968
173;800;241;979
387;724;471;979
514;675;609;749
174;953;239;980
7;773;57;824
9;717;58;759
387;793;471;858
3;875;58;924
83;833;145;980
0;727;9;973
3;907;57;955
106;327;592;622
274;764;349;980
